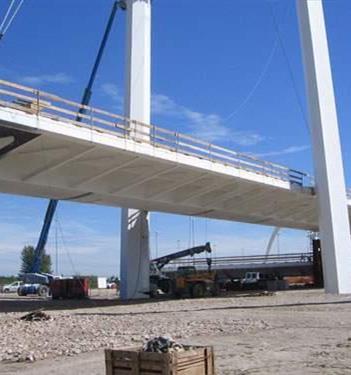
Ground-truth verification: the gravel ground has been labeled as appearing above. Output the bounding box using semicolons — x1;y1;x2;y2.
1;289;351;374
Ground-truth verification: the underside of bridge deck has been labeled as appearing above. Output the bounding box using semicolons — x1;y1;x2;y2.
0;107;349;232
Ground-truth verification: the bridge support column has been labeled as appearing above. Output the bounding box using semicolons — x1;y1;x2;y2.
297;0;351;293
120;0;151;300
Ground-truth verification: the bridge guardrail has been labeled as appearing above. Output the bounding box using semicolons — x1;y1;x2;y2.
164;252;314;271
0;79;313;186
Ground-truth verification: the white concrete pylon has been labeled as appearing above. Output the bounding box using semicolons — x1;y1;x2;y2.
120;0;151;300
296;0;351;293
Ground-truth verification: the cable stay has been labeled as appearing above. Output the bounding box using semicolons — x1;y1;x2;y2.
223;2;292;124
0;0;24;41
224;38;279;124
268;1;310;135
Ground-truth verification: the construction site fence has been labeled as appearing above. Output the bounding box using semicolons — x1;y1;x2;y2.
0;79;317;187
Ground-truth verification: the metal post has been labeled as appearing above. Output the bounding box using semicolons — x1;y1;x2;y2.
296;0;351;293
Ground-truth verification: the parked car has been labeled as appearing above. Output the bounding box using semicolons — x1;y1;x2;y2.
2;281;22;293
107;282;117;289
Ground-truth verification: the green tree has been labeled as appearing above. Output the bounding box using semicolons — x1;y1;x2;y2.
20;245;52;274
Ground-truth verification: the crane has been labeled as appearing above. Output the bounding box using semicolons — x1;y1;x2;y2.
30;1;126;275
151;242;212;272
149;242;213;297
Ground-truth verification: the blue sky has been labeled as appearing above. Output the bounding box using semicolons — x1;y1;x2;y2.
0;0;349;276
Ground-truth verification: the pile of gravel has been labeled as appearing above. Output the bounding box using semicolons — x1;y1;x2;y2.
0;302;269;363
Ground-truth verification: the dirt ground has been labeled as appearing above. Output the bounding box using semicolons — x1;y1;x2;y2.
1;289;351;374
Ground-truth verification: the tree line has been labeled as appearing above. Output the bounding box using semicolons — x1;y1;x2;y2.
20;245;52;274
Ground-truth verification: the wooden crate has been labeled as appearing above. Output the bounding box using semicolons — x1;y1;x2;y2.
105;345;215;375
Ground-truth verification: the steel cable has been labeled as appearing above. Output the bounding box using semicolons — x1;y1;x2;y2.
0;0;24;40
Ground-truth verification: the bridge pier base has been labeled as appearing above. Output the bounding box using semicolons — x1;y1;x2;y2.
120;209;150;299
297;0;351;293
120;0;151;300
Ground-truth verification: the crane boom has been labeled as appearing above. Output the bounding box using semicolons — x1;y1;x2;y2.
31;1;124;273
30;200;58;272
151;242;212;271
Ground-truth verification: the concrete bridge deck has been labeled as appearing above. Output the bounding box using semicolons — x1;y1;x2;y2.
0;79;350;231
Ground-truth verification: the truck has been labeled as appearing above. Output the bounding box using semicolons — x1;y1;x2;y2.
173;264;218;298
241;271;278;290
18;199;59;297
18;273;56;297
150;242;218;298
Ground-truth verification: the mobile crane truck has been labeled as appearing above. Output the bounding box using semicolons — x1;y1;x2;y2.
150;242;218;298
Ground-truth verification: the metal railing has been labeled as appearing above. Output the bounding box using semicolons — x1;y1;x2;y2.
164;252;314;271
0;79;311;186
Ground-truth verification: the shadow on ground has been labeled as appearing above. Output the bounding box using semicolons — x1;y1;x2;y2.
2;289;349;315
73;299;351;318
0;294;170;313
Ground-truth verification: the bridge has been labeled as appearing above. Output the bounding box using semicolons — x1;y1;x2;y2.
1;0;351;298
0;80;349;231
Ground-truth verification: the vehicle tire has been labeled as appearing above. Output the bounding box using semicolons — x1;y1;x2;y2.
38;285;49;297
3;288;9;293
191;283;206;298
173;289;182;299
211;283;220;297
159;279;173;295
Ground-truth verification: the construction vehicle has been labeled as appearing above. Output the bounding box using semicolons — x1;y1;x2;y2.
150;242;218;298
173;261;218;298
241;271;278;290
18;200;58;296
18;272;57;297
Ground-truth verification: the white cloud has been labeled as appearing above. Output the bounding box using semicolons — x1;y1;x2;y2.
152;94;179;116
255;145;310;158
100;83;122;103
100;86;264;146
100;83;123;111
21;73;73;86
152;93;264;146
